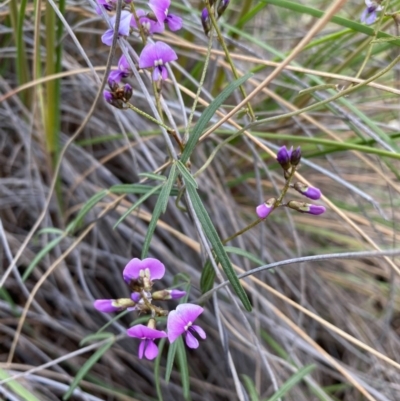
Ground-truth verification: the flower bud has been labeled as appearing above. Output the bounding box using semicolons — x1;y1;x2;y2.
152;289;186;300
256;198;276;219
293;182;321;200
276;145;292;171
201;8;211;36
103;90;125;109
287;201;326;215
290;146;301;166
94;298;136;313
217;0;229;17
123;83;133;101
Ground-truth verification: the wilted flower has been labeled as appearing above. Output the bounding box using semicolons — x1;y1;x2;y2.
139;41;178;81
360;0;383;24
127;320;167;360
101;10;132;46
167;304;206;348
149;0;183;31
293;182;322;200
287;201;326;215
256;198;276;219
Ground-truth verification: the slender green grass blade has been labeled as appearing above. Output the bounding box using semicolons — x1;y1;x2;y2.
113;184;162;228
181;72;253;164
176;161;198;188
141;164;177;258
79;332;114;346
186;185;252;311
63;339;114;400
224;246;265;266
165;339;178;383
155;338;166;401
0;368;42;401
138;172;167;181
264;364;316;401
200;258;216;294
22;235;64;281
242;375;260;401
110;183;178;195
176;336;190;400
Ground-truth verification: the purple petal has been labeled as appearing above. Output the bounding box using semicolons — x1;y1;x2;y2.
308;205;326;215
110;10;132;36
185;331;199;349
167;309;187;343
127;324;167;339
166;14;182;31
170;289;186;299
154;41;178;63
103;90;113;103
130;9;146;28
138;340;145;359
108;69;124;83
191;325;206;339
139;43;159;69
118;55;130;72
131;292;141;303
256;203;273;219
123;257;165;282
101;29;114;46
144;340;159;360
175;303;204;323
94;299;120;313
149;0;170;24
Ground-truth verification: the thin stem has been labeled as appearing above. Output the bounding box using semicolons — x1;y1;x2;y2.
222;218;262;244
206;1;255;121
126;102;173;131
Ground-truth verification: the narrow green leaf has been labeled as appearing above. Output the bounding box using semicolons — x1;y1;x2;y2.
186;185;252;311
63;340;114;400
181;72;253;163
37;227;64;236
138;172;167;181
200;259;216;294
165;339;178;383
0;368;42;401
141;165;177;258
155;337;166;401
176;336;190;400
22;235;64;281
242;375;260;401
110;183;178;195
69;190;109;233
264;364;316;401
79;332;114;346
224;246;265;266
176;161;198;188
113;184;162;229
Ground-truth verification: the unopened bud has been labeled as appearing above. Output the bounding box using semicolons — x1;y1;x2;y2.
94;298;136;313
287;201;326;215
152;289;186;300
276;145;292;171
147;318;156;329
256;198;276;219
201;8;211;36
103;90;124;109
293;182;321;200
290;146;301;166
123;83;133;101
217;0;229;17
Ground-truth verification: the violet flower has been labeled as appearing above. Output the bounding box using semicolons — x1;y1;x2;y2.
276;145;293;171
96;0;116;13
293;182;322;200
361;0;383;24
94;298;136;313
287;201;326;216
109;55;131;83
130;9;164;35
123;257;166;284
101;10;132;46
149;0;182;31
256;198;276;219
127;322;167;360
139;41;178;81
167;304;206;348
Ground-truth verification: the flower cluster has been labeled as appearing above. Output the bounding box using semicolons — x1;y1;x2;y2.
98;0;182;107
94;258;206;360
360;0;383;25
256;146;326;219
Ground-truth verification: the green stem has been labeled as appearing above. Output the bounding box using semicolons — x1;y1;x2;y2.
126;103;173;132
206;1;255;121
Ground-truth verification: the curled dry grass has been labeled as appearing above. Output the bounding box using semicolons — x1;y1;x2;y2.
1;0;400;400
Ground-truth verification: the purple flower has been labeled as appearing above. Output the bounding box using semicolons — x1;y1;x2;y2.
256;197;276;219
290;146;301;166
94;298;136;313
167;304;206;348
123;257;165;284
127;323;167;360
96;0;116;13
139;41;178;81
293;182;322;200
149;0;182;31
109;55;131;83
130;9;165;35
101;10;132;46
361;0;382;24
287;201;326;216
276;145;293;170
